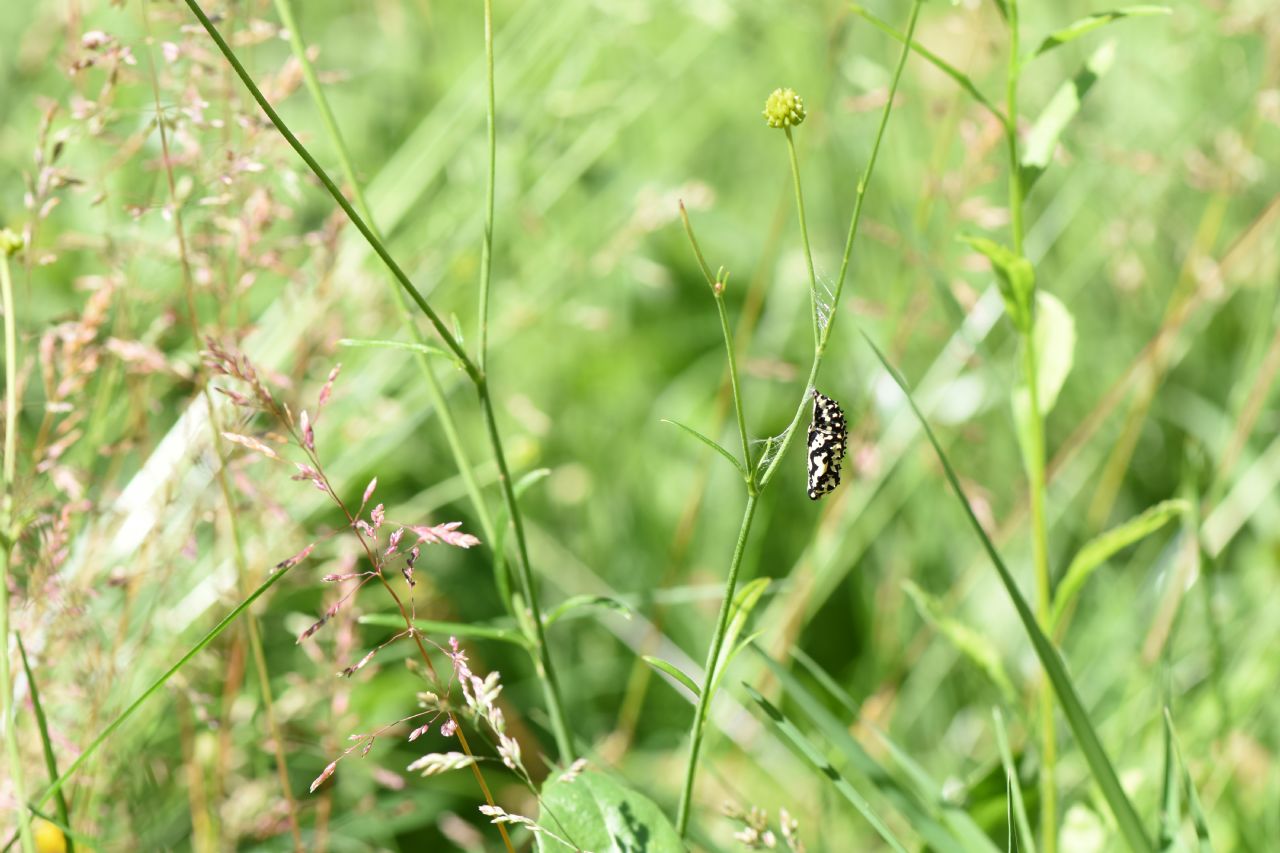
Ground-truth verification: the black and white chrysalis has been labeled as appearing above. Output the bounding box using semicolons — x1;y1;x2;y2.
806;389;847;500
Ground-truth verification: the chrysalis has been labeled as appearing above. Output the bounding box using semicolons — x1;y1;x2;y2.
806;389;847;500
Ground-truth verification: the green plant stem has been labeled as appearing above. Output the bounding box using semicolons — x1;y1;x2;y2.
784;126;821;349
0;246;35;853
675;493;759;836
478;387;574;759
271;0;495;547
16;638;72;853
1002;0;1056;847
758;0;923;489
180;0;474;377
185;0;573;762
677;204;753;485
478;0;496;373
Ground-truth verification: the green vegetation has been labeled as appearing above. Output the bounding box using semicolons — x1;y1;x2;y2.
1;0;1277;850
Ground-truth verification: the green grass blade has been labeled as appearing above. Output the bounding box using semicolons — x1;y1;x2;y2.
849;5;1007;125
1164;709;1212;852
758;648;993;853
336;337;454;361
1051;499;1189;632
642;656;700;700
861;330;1153;853
16;637;73;853
1027;6;1171;60
904;580;1018;704
744;685;910;853
660;418;747;476
358;613;530;646
993;708;1036;853
544;595;634;626
28;562;297;813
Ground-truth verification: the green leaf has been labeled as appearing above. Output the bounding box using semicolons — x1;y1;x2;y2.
707;577;769;701
762;648;997;853
1028;6;1170;60
958;236;1035;332
745;686;911;853
992;708;1036;853
536;770;682;853
641;655;700;700
903;581;1018;704
850;5;1006;124
1012;291;1077;465
1164;709;1212;852
860;331;1153;853
358;612;530;647
336;337;452;360
1021;41;1117;191
660;418;746;476
17;636;74;853
1049;499;1189;631
545;595;634;626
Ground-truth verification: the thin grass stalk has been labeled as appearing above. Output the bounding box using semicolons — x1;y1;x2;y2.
1001;0;1057;846
0;240;35;853
478;0;496;372
675;493;759;836
678;204;753;486
181;0;574;762
784;126;822;349
16;637;73;853
137;16;304;844
674;3;922;835
270;0;496;546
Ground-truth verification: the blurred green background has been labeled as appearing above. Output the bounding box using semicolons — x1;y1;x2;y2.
2;0;1278;849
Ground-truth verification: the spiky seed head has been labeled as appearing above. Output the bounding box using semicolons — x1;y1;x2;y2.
763;88;806;129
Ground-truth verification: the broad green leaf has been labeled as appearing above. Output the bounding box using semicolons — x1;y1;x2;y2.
545;595;634;626
536;770;682;853
1028;6;1170;60
660;417;747;476
861;331;1153;853
642;655;700;700
1050;499;1189;631
958;236;1035;332
903;581;1018;703
359;612;530;646
707;577;769;699
993;708;1036;853
745;686;910;853
1021;41;1117;191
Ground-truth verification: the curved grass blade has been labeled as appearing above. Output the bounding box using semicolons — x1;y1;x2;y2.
1051;499;1188;632
861;330;1153;853
661;418;747;477
745;685;909;853
642;655;700;700
849;5;1007;125
359;613;530;647
16;636;73;853
904;580;1018;704
336;337;453;361
1164;708;1212;852
544;595;634;626
1027;6;1170;61
707;578;769;700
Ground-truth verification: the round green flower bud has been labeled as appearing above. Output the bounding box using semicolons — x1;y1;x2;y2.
0;228;23;257
763;88;806;129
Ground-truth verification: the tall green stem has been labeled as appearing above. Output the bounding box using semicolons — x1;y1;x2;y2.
675;493;759;836
1;244;35;853
183;0;573;761
1003;0;1056;847
676;6;922;835
478;0;496;373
